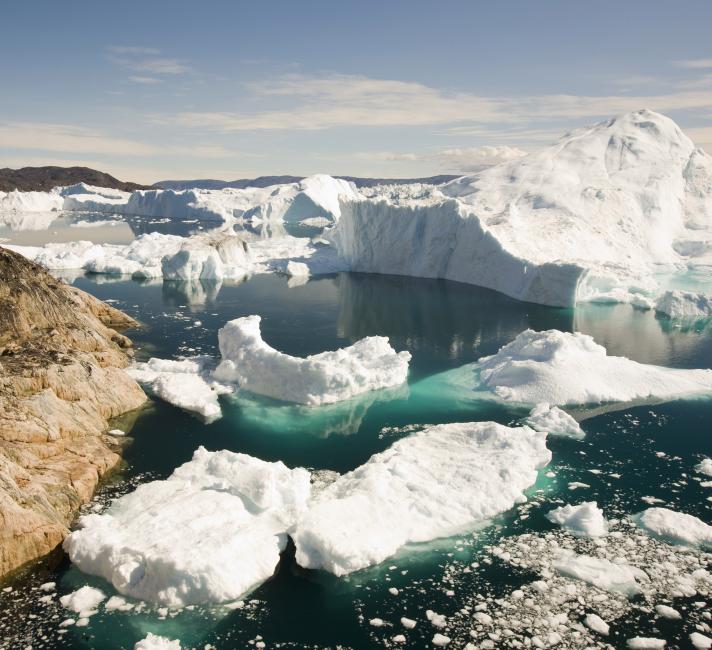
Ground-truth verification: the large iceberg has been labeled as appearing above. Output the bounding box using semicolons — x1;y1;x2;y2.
213;315;411;405
634;507;712;547
1;174;358;225
327;110;712;307
63;447;312;606
477;329;712;405
292;422;551;575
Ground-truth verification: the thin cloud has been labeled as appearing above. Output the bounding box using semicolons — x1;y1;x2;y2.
106;45;160;55
360;145;527;172
674;58;712;69
129;75;163;84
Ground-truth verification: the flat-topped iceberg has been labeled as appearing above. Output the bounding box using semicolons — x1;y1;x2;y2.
63;447;312;606
213;315;411;405
478;329;712;405
634;507;712;548
327;110;712;307
292;422;551;575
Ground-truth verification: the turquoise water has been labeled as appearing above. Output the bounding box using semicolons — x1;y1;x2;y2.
1;272;711;649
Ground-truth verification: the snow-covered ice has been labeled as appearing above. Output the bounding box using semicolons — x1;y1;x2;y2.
655;290;712;321
546;502;608;537
525;403;584;438
477;329;712;406
213;315;411;405
584;613;610;636
161;232;251;280
327;110;712;307
59;586;105;616
134;633;181;649
63;447;312;606
552;550;648;597
127;357;229;421
626;638;666;649
696;458;712;476
634;507;712;547
292;422;551;575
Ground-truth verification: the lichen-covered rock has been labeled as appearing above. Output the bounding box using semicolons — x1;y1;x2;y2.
0;246;146;578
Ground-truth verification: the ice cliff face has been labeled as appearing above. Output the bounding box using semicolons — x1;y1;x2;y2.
328;110;712;307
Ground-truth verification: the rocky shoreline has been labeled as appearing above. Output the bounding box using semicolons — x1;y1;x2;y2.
0;247;146;579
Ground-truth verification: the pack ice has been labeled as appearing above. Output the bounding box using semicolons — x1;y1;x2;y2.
213;315;411;405
292;422;551;575
327;110;712;307
63;447;312;606
478;329;712;405
0;174;357;225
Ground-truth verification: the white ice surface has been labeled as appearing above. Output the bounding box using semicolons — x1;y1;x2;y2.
696;458;712;477
134;633;181;649
63;447;312;606
292;422;551;575
546;502;608;537
59;586;105;615
655;290;712;320
552;550;648;597
327;110;712;307
213;315;411;405
525;403;584;438
478;329;712;406
634;507;712;548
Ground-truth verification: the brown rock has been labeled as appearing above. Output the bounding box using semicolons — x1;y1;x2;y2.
0;247;147;579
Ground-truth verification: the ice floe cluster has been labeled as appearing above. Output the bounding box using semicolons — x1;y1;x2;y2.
63;422;550;605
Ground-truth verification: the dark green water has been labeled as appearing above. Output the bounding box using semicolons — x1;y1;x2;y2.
1;272;711;650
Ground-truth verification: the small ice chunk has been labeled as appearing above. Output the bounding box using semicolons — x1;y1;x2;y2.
696;458;712;477
525;403;584;439
546;502;608;537
401;617;416;629
655;604;681;619
634;508;712;547
59;586;105;614
553;550;647;597
107;429;126;436
286;261;310;277
432;633;451;647
690;632;712;649
369;618;384;627
213;315;411;405
392;634;406;644
626;638;666;649
584;613;610;635
134;632;182;649
39;582;56;592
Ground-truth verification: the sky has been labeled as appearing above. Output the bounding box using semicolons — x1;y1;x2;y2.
1;0;712;184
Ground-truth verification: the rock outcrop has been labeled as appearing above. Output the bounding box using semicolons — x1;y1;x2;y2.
0;247;146;579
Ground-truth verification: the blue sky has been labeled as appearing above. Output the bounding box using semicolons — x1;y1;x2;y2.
1;0;712;183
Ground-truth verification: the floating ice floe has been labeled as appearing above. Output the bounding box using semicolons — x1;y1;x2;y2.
552;550;648;597
525;403;584;438
213;315;411;405
626;638;667;649
127;357;231;421
634;507;712;548
59;586;106;617
134;632;181;649
545;502;608;537
696;458;712;476
63;447;312;606
477;329;712;406
655;290;712;321
292;422;551;575
327;110;712;307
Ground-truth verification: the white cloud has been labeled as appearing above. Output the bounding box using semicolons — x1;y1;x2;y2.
129;75;162;84
106;45;160;56
359;145;528;172
674;58;712;69
133;57;192;75
0;122;235;159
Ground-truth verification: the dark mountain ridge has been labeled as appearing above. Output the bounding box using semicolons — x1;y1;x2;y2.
0;166;150;192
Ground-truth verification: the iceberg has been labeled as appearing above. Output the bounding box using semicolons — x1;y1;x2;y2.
477;329;712;406
134;633;181;650
525;403;584;438
127;357;229;422
327;110;712;307
655;290;712;321
634;507;712;547
213;315;411;405
63;447;312;606
292;422;551;575
161;231;251;281
545;502;608;537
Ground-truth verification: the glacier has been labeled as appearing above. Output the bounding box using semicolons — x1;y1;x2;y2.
213;315;411;405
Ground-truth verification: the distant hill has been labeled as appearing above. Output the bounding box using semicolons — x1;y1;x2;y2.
154;174;460;190
0;166;150;192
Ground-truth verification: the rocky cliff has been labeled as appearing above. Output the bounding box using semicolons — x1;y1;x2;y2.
0;247;146;578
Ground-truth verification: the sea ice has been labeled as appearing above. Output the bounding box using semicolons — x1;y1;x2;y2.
134;633;181;649
546;502;608;537
213;315;411;405
552;550;648;597
634;507;712;547
292;422;551;575
655;290;712;321
626;638;666;649
63;447;312;606
477;329;712;406
59;586;105;616
695;458;712;476
525;403;584;438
